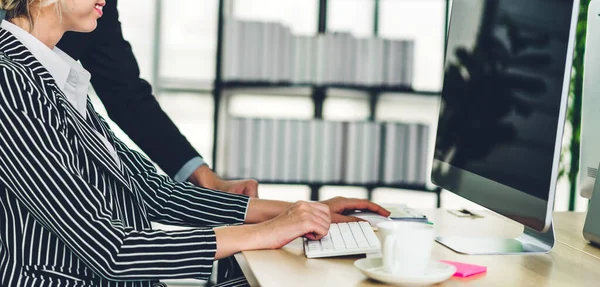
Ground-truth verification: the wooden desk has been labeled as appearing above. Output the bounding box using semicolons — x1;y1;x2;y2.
553;212;600;259
236;210;600;287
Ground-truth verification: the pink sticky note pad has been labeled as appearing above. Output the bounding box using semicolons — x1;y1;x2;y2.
439;260;487;278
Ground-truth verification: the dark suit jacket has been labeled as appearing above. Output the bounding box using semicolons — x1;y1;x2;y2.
0;27;249;286
57;0;202;178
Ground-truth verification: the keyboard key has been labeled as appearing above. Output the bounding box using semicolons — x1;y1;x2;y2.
339;223;351;235
359;222;380;247
345;242;359;249
321;236;333;248
308;241;321;251
322;243;334;251
349;222;367;244
358;221;371;230
330;226;344;248
358;241;370;248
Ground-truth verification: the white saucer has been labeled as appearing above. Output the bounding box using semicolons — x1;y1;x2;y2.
354;258;457;286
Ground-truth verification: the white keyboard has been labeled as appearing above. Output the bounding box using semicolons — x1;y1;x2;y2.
304;222;380;258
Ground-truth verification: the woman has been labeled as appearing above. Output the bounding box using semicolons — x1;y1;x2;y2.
0;1;389;286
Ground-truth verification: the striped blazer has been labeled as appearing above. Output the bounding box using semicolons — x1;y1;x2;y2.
0;28;250;287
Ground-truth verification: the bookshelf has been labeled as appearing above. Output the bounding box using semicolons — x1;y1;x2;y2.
157;0;449;206
220;81;440;96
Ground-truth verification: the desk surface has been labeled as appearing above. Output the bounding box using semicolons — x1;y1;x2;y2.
553;212;600;259
236;210;600;287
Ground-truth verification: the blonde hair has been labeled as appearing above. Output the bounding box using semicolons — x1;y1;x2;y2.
0;0;63;30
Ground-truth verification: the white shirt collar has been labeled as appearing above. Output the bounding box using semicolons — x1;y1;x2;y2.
1;20;121;166
1;20;90;118
1;20;69;87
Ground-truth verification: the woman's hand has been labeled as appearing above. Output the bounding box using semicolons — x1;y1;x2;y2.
244;196;390;225
189;165;259;197
214;198;389;259
256;201;332;249
321;197;390;223
214;201;331;259
218;179;259;198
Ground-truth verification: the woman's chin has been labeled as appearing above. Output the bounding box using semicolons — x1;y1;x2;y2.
71;21;98;33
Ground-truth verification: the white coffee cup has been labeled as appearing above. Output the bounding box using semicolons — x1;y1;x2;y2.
377;221;435;276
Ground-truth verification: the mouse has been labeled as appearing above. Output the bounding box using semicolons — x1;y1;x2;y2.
344;209;391;227
344;209;385;218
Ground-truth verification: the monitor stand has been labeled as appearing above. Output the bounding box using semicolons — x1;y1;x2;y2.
435;222;555;255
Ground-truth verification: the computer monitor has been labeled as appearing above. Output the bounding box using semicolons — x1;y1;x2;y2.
580;0;600;246
579;0;600;200
431;0;580;254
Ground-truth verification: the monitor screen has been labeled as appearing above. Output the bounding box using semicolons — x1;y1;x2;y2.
432;0;577;231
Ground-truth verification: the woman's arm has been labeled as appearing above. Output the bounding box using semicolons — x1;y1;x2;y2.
0;75;236;281
95;102;389;227
243;197;391;224
244;198;292;223
215;197;392;259
93;111;251;227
